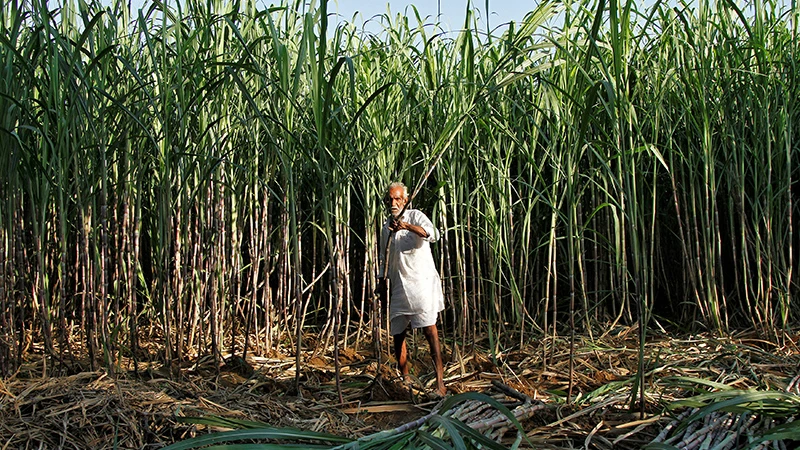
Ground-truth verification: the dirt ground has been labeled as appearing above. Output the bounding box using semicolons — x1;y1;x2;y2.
2;327;799;449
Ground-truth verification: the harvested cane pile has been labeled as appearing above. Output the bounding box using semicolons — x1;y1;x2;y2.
651;409;794;450
1;328;799;449
647;374;800;450
445;381;548;442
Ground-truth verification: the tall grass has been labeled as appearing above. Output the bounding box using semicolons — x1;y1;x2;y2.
0;0;797;385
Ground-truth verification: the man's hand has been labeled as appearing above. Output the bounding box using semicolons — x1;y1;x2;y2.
389;218;428;238
388;217;404;232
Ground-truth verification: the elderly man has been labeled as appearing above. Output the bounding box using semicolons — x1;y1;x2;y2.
377;181;446;397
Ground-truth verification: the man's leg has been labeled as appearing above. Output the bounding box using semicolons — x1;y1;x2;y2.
393;330;410;381
422;325;446;396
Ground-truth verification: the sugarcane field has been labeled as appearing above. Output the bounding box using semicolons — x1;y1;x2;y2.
1;0;800;449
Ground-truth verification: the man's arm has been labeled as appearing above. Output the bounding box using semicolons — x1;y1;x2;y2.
390;211;438;241
390;219;428;238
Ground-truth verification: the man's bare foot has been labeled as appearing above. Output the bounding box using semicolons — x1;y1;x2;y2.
426;387;447;401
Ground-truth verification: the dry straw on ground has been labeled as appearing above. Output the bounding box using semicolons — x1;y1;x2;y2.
2;328;799;449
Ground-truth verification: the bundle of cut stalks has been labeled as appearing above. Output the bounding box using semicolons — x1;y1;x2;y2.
649;409;794;450
436;380;546;443
447;396;546;441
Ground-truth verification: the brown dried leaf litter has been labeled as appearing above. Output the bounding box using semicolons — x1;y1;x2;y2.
1;329;799;449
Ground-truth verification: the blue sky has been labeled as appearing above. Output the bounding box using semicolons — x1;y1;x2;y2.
125;0;537;34
329;1;538;33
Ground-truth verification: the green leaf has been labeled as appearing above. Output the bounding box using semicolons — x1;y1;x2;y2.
161;428;352;450
746;419;800;448
201;444;332;450
669;390;800;436
177;415;273;429
660;376;737;392
641;443;681;450
416;430;455;450
445;416;510;450
428;415;467;450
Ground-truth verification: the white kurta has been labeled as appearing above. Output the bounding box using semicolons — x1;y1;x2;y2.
378;209;445;320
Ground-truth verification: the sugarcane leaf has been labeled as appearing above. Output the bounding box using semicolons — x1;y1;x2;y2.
445;415;511;450
669;389;756;409
438;391;530;445
671;390;800;436
427;415;467;449
177;417;350;442
177;415;272;429
582;378;633;403
344;430;414;450
661;376;737;392
382;431;416;450
745;419;800;448
200;444;331;450
161;428;352;450
641;443;681;450
415;430;455;450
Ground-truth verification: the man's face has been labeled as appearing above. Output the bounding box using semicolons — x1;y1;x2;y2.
385;187;407;217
